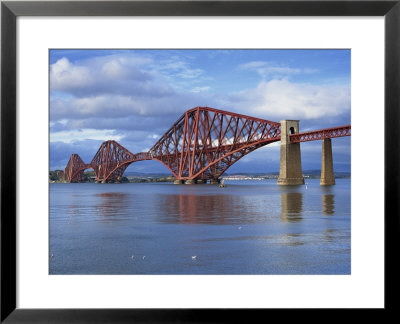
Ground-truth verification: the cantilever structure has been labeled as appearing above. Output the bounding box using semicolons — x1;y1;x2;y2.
64;106;351;185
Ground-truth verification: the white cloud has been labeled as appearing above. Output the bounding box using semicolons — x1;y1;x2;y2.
101;60;128;78
239;61;268;70
158;59;204;79
50;93;189;120
239;61;318;79
51;58;93;90
50;129;122;144
229;79;350;120
190;86;210;93
50;56;161;98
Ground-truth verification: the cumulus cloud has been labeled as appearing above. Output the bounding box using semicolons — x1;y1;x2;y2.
226;79;350;121
49;54;216;123
51;95;159;120
50;76;350;141
50;91;217;123
50;129;123;144
51;58;93;90
50;56;169;98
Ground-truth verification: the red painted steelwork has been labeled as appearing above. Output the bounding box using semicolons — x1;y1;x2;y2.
90;140;151;182
289;125;351;143
64;154;91;183
65;142;151;183
63;106;351;183
149;107;281;180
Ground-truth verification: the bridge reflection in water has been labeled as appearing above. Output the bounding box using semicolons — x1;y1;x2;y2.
322;194;335;215
280;192;303;223
320;185;336;216
159;193;268;225
93;192;130;221
86;187;337;225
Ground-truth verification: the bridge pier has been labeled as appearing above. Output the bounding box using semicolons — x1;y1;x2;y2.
185;179;196;185
174;179;207;184
277;120;305;186
209;178;221;185
174;179;184;185
320;138;335;186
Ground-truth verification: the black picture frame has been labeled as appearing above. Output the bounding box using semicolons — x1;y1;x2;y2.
1;0;399;322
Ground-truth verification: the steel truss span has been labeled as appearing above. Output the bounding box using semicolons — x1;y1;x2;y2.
63;106;351;183
289;125;351;143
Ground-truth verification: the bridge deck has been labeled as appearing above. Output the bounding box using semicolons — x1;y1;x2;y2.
289;125;351;143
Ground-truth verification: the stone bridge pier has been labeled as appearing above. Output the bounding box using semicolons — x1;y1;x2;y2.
320;138;335;186
277;120;336;186
277;120;305;185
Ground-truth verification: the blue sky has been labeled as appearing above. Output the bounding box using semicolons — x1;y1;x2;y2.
49;49;351;174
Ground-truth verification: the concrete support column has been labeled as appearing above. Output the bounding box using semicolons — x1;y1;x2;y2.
174;179;184;185
196;179;205;184
320;138;335;186
277;120;305;186
185;179;196;185
209;179;220;185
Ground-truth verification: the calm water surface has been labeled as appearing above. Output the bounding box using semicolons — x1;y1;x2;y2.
49;179;350;274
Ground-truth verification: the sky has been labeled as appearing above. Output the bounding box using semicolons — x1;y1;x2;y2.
49;49;351;174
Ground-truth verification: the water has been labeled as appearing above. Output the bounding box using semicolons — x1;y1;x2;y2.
49;179;351;275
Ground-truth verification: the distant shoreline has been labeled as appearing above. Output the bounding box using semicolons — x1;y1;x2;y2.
49;171;350;183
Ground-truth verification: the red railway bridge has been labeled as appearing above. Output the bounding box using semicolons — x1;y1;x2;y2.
64;106;350;186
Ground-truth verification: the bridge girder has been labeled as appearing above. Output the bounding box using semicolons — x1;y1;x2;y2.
65;154;89;183
149;107;281;180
